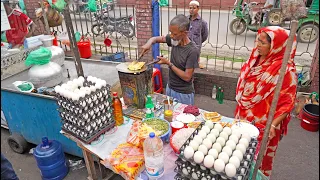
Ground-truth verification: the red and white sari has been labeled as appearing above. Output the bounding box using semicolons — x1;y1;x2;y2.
235;26;298;177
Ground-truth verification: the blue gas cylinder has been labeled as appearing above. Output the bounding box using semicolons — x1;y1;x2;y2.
33;137;68;180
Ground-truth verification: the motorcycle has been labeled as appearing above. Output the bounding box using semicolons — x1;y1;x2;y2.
91;11;135;38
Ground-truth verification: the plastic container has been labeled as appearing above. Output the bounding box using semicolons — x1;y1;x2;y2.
144;132;165;179
142;118;171;142
112;92;124;126
77;37;92;59
39;35;54;47
300;104;319;132
33;137;68;180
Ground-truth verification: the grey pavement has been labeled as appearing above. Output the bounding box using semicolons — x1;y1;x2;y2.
1;94;319;180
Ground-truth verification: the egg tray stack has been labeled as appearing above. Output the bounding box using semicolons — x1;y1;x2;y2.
56;78;115;144
174;122;258;180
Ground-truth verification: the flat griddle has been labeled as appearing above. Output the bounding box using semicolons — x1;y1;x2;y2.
116;60;160;74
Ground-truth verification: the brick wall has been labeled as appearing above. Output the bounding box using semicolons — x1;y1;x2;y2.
135;0;153;62
161;66;238;100
24;0;46;35
309;40;319;93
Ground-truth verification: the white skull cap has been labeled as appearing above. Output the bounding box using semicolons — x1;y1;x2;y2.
189;0;200;6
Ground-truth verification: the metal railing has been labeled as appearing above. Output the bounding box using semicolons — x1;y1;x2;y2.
49;0;317;73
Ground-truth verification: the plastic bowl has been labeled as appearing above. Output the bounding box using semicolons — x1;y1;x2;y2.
39;35;54;47
142;118;171;143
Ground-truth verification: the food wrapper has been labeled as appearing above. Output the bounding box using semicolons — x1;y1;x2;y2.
101;143;145;180
126;121;161;148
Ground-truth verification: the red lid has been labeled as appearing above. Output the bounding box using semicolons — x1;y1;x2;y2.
113;92;118;97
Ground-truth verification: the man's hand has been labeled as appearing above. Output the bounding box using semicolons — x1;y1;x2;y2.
140;42;152;58
156;56;170;65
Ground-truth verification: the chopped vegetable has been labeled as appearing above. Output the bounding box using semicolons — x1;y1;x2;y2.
143;119;169;136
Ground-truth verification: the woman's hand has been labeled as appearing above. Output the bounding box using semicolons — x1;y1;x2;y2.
268;126;276;140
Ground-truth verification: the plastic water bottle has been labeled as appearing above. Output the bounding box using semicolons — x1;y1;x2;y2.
211;85;217;99
143;132;164;179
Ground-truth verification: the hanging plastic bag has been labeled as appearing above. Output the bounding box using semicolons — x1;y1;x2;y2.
25;47;52;66
159;0;169;7
248;162;269;180
18;0;27;14
88;0;97;12
75;31;81;42
53;0;67;12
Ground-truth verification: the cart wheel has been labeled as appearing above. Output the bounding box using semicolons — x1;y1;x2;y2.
7;134;29;154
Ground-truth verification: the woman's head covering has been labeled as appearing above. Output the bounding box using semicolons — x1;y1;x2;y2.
236;26;297;109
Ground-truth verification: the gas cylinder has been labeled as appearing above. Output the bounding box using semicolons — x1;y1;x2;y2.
33;137;68;180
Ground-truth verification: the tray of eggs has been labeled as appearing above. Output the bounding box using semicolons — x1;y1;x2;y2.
54;76;116;143
175;121;258;180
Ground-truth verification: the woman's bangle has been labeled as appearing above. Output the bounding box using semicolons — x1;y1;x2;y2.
271;124;279;129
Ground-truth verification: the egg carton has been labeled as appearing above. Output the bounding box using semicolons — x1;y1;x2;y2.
176;122;258;180
61;120;115;144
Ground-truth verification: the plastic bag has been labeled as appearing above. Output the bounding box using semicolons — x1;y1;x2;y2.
12;81;35;92
53;0;67;12
159;0;168;7
18;0;27;14
248;162;269;180
28;62;63;88
75;32;81;42
281;0;307;19
25;47;52;66
88;0;97;12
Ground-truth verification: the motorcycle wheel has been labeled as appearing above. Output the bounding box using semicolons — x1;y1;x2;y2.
91;24;104;36
229;18;247;35
297;23;319;43
122;24;135;38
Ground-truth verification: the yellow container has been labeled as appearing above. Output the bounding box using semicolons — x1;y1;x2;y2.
164;110;173;122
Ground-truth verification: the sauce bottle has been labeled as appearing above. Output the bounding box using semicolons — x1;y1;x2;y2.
112;92;124;126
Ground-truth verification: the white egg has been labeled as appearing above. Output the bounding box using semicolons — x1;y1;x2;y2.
74;88;80;94
226;140;237;150
71;94;79;101
225;163;237;177
61;84;68;90
229;134;239;144
202;138;213;149
218;152;229;164
208;148;219;159
91;77;97;83
67;81;73;87
241;132;252;142
222;127;232;135
210;129;220;137
216;137;226;147
189;140;199;151
239;138;249;148
194;151;205;164
193;135;203;144
198;145;208;155
219;131;229;140
229;156;241;168
201;126;211;134
232;150;243;161
222;146;233;157
95;82;103;89
214;123;223;132
236;143;247;154
203;155;215;168
213;159;225;172
101;80;107;87
212;143;222;153
198;130;207;139
205;120;214;129
232;130;242;139
206;134;216;143
90;86;97;92
87;76;93;81
54;85;61;93
183;146;194;159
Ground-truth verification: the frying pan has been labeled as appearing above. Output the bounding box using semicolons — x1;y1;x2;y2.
116;59;160;74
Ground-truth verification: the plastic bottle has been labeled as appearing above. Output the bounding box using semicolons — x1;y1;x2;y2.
144;132;164;179
212;85;217;99
112;92;124;126
145;95;155;117
145;109;154;118
219;89;224;104
217;87;222;102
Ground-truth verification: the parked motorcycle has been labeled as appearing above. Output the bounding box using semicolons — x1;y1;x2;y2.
91;11;135;38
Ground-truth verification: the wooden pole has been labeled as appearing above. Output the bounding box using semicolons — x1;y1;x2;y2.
252;20;299;179
63;0;84;77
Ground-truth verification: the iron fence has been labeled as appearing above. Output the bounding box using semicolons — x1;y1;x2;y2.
48;0;317;73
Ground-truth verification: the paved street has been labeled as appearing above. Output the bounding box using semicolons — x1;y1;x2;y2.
63;7;317;60
1;94;319;180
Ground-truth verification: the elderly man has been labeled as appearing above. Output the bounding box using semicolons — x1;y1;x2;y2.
188;0;208;69
140;14;199;105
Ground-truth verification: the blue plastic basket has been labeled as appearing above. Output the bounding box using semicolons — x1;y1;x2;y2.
142;117;171;143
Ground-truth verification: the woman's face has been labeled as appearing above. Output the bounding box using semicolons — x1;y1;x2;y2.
256;32;271;57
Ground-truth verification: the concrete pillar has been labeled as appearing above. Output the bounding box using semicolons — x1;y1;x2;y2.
309;39;319;93
135;0;153;62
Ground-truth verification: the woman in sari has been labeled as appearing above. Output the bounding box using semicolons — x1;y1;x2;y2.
235;26;297;177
